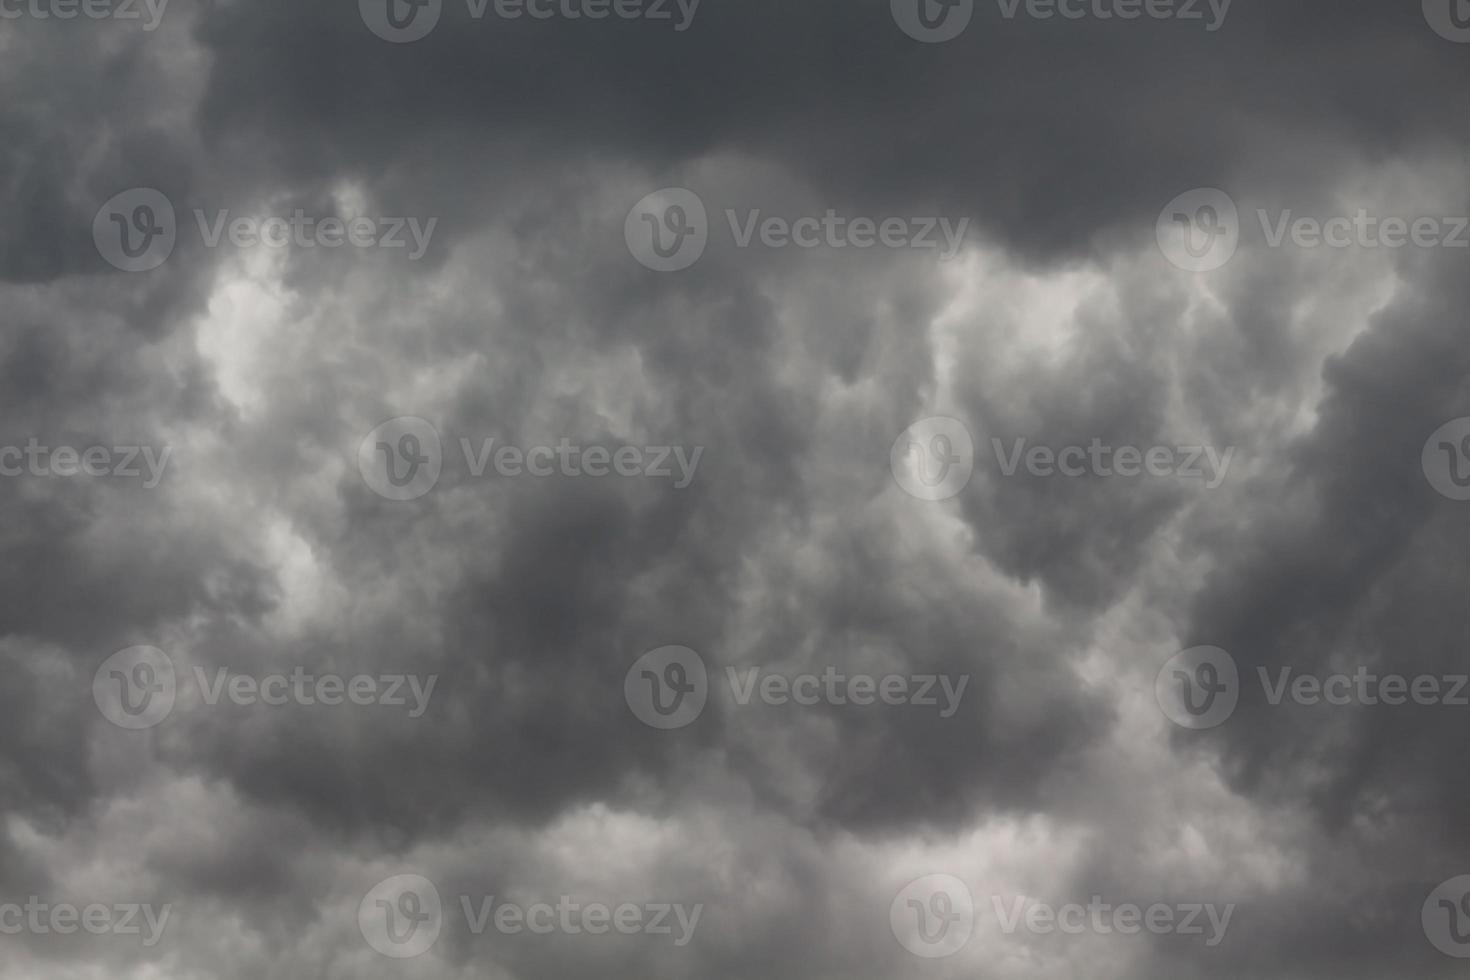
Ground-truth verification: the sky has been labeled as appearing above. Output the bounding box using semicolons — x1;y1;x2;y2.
4;0;1470;977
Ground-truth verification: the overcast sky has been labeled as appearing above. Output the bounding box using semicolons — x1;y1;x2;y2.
4;1;1470;978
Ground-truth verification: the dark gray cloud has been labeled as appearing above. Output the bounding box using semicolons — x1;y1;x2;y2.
1;1;1468;978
